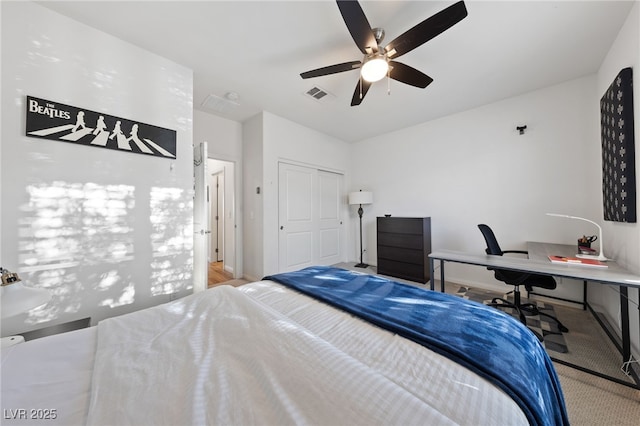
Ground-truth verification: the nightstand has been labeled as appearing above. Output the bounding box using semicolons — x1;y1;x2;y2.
19;317;91;341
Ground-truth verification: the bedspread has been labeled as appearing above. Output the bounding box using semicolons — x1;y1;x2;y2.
87;285;468;425
264;266;569;426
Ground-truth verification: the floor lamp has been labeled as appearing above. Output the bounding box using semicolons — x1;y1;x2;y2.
348;190;373;268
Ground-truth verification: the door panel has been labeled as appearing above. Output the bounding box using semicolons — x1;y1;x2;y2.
318;170;342;265
320;228;340;258
287;173;313;222
279;163;315;271
286;231;314;268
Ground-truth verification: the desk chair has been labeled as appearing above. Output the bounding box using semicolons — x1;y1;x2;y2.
478;224;568;335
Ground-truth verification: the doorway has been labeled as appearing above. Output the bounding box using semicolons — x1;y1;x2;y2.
207;158;236;286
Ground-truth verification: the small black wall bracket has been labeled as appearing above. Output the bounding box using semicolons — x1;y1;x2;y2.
516;125;527;135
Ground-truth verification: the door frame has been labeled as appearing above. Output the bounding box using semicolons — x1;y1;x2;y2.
207;165;226;264
204;156;239;279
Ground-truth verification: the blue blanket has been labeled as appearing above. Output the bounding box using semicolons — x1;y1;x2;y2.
264;266;569;426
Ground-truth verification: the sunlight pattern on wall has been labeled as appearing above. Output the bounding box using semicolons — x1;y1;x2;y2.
97;270;136;309
149;187;193;296
19;181;136;324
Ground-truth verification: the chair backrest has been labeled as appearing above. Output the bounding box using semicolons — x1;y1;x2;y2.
477;224;556;290
478;224;503;256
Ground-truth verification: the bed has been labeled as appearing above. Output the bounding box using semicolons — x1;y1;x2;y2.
1;266;568;425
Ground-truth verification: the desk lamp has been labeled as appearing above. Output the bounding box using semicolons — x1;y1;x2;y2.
1;267;52;318
348;190;373;268
546;213;609;261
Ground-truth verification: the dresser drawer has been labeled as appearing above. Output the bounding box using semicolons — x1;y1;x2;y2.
378;232;424;250
377;259;427;283
378;245;425;265
377;217;425;234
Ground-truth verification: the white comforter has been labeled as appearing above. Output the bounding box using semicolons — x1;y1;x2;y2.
87;283;526;425
2;281;526;425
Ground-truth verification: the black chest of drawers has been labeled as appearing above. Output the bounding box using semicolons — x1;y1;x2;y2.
376;217;431;283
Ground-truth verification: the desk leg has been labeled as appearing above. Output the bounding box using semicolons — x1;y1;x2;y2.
618;286;640;386
620;286;630;362
440;260;445;293
583;280;587;311
429;258;435;291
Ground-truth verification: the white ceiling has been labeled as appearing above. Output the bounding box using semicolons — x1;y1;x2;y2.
37;0;635;142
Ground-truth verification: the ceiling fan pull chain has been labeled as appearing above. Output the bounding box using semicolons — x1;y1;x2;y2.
386;70;390;95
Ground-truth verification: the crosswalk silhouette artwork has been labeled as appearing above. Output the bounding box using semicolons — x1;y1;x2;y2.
26;96;177;159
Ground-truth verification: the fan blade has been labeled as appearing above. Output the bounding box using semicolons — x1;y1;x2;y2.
389;61;433;88
301;61;362;79
384;1;467;60
337;0;377;54
351;79;372;106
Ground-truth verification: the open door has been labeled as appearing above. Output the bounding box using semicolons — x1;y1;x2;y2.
193;141;209;293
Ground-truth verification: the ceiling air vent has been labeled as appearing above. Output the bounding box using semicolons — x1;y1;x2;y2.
201;93;239;114
304;86;335;103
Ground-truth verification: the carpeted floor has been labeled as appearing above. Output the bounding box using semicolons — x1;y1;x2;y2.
454;286;568;353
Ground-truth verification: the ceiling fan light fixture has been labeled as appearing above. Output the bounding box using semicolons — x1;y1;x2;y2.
361;54;388;82
300;0;468;105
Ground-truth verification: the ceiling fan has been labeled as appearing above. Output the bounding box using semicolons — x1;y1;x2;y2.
300;0;468;106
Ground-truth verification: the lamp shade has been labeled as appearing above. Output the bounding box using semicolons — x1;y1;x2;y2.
1;282;52;318
348;191;373;205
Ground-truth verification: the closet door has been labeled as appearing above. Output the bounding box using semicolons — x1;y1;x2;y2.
278;163;342;272
318;170;342;266
279;163;315;271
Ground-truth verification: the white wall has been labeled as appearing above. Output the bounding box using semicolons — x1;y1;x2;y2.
595;1;640;357
350;75;600;302
242;112;351;281
194;109;242;161
1;2;194;335
242;114;265;281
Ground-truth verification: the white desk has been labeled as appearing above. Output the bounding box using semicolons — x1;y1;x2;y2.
429;246;640;291
428;243;640;389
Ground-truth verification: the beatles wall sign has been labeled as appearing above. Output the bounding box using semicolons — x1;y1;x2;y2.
25;96;177;159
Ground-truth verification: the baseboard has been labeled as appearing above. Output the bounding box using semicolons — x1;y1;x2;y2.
244;273;259;283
